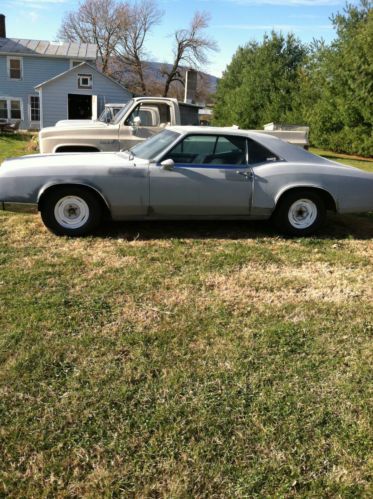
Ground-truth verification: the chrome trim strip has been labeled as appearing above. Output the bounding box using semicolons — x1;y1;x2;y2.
2;202;38;214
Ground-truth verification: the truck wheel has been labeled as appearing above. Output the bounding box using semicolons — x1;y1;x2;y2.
40;187;102;236
273;190;326;236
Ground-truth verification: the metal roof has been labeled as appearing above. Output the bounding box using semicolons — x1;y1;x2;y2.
0;37;96;59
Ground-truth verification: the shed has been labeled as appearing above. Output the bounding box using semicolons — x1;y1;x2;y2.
35;62;132;128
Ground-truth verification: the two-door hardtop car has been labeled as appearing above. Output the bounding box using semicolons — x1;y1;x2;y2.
0;127;372;236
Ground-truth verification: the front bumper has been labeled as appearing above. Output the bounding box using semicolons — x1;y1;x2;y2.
0;202;38;213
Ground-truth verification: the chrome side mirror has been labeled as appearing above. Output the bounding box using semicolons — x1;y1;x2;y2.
160;159;175;171
131;116;142;134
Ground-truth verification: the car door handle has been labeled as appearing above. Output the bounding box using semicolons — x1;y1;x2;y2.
236;170;253;179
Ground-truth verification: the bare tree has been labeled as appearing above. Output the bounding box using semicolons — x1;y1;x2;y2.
162;12;218;97
147;67;214;104
116;0;163;95
58;0;128;75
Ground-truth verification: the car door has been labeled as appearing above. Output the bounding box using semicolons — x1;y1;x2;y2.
149;134;253;216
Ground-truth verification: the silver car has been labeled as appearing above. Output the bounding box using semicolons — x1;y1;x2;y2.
0;127;372;236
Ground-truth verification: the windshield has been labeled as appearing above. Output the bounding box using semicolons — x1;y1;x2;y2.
128;130;180;160
112;99;135;125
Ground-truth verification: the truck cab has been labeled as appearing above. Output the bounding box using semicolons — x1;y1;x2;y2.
39;97;200;154
54;103;127;128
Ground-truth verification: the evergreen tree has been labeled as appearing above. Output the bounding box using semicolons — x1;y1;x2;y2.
213;1;372;156
302;0;373;156
213;32;307;129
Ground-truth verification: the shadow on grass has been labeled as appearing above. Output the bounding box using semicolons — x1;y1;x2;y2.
94;213;373;242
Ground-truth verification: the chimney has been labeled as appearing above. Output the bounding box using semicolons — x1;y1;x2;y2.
184;69;198;104
0;15;6;38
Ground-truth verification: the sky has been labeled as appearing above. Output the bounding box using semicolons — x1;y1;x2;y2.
0;0;359;77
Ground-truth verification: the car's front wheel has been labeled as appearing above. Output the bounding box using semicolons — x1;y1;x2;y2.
40;187;102;236
273;190;326;236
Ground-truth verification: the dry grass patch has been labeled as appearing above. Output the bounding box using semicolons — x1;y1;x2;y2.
1;210;373;497
204;261;373;309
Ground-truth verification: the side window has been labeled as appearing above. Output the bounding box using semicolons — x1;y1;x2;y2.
125;104;162;127
167;135;217;164
213;136;246;165
78;74;92;89
166;134;248;166
0;99;23;120
10;100;22;119
157;104;171;125
29;96;40;122
0;100;7;120
138;109;153;126
125;105;141;125
248;139;279;164
8;57;22;80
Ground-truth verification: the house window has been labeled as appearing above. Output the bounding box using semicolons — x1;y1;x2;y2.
10;100;21;119
0;100;7;120
29;96;40;121
71;60;82;68
0;97;23;121
78;74;92;89
8;57;23;80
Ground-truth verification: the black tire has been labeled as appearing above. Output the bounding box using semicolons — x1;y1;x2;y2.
40;187;102;236
272;190;326;236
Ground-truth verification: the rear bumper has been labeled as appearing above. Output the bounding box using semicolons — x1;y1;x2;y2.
1;202;38;213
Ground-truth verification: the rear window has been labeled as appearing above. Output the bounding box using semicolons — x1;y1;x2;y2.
248;139;279;164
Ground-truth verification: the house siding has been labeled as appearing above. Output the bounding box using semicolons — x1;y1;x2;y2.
0;55;71;129
39;65;132;128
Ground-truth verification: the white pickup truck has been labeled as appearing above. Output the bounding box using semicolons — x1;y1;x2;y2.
55;103;126;128
39;96;309;154
39;97;202;154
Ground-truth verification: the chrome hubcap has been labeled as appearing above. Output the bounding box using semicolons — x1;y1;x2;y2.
54;196;89;229
288;199;317;229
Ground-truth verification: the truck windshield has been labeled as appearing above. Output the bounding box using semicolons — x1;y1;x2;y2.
112;99;134;125
128;130;180;160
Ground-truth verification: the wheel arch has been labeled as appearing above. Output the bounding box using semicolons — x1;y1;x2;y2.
275;185;338;213
54;144;101;153
37;182;111;216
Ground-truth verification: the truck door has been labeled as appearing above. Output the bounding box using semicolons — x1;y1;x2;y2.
119;102;171;150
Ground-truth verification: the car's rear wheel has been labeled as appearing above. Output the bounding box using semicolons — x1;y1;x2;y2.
273;190;326;236
40;187;102;236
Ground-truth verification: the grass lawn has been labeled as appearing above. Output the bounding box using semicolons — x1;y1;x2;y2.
310;147;373;172
0;133;35;163
0;135;372;496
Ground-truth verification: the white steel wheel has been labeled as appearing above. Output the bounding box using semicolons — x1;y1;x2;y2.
54;196;90;229
273;190;326;236
41;187;103;236
288;199;318;229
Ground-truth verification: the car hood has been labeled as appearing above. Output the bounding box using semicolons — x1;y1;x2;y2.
0;152;149;176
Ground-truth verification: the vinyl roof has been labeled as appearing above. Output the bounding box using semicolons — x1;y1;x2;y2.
0;37;96;59
167;126;331;165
